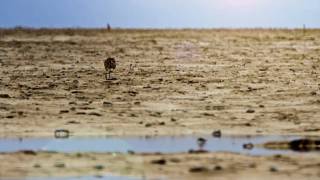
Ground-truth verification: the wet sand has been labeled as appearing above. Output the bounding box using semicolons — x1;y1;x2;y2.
0;29;320;179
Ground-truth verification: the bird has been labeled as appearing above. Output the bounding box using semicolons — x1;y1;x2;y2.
197;137;207;150
104;57;116;80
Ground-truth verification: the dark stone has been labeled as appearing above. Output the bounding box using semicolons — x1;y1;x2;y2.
246;109;255;113
269;166;278;172
94;165;104;170
158;122;166;126
0;94;10;98
151;159;166;165
189;166;209;173
188;149;208;154
59;110;69;114
243;143;254;150
88;112;102;116
214;165;223;171
20;150;37;155
103;101;113;107
212;130;222;137
54;129;70;138
54;162;65;168
145;123;152;127
289;139;320;152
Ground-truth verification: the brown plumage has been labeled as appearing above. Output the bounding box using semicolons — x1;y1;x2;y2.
104;57;116;80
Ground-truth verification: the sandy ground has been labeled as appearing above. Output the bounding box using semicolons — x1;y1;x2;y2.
1;151;320;180
0;29;320;179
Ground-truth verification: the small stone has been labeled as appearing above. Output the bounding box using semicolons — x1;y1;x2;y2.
188;149;208;154
145;123;152;127
17;111;24;116
246;109;255;113
76;153;83;158
103;101;113;107
170;118;177;122
243;143;254;150
33;164;41;168
54;162;65;168
212;130;222;137
0;94;10;98
59;110;69;114
127;150;135;155
88;112;102;116
20;150;37;155
158;122;166;126
134;101;141;105
189;166;209;173
93;165;104;170
214;165;223;171
169;158;181;163
269;166;278;172
67;120;80;124
151;159;166;165
311;91;317;96
54;129;70;138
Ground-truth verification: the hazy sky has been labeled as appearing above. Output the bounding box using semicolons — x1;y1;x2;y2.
0;0;319;28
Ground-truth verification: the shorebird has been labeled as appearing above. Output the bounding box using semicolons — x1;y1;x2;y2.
104;57;116;80
197;137;207;150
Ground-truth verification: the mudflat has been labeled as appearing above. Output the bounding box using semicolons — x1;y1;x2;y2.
0;29;319;179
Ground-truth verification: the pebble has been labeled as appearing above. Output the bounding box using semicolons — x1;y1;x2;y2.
54;162;66;168
93;165;104;170
20;150;37;155
88;112;102;116
212;130;222;137
59;110;69;114
33;164;41;168
145;123;152;127
103;101;113;107
269;166;278;172
0;94;10;98
189;166;209;173
214;165;223;171
151;159;166;165
246;109;255;113
243;143;254;150
54;129;70;138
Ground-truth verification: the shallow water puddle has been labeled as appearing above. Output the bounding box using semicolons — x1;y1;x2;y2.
1;135;318;155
